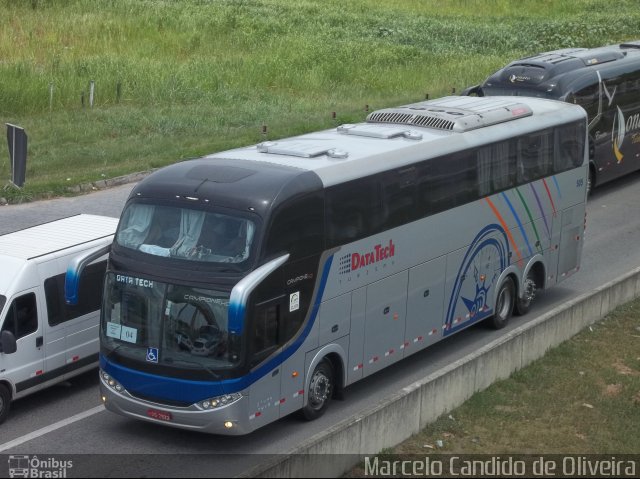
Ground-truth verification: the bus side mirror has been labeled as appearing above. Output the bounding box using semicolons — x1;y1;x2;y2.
65;244;112;305
1;330;17;354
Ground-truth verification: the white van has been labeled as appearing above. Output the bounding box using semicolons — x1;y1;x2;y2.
0;214;118;424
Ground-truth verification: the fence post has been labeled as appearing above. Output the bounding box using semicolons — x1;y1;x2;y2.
6;123;27;187
89;80;95;108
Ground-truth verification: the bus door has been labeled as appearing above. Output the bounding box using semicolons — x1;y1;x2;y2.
556;204;584;280
346;287;366;384
247;295;286;426
362;270;408;377
544;212;562;288
404;257;446;356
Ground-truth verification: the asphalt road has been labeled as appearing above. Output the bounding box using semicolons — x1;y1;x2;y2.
0;171;639;477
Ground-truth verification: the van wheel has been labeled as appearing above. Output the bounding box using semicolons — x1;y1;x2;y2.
302;359;334;421
515;272;537;316
0;384;11;425
489;277;515;329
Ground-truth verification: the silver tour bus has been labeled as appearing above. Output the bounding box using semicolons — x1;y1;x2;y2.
67;95;588;435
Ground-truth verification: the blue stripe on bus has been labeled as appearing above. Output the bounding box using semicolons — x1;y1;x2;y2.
227;300;244;335
103;255;335;404
501;191;533;257
529;183;551;240
551;175;562;199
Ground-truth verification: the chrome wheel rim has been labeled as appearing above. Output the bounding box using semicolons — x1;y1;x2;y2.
308;370;330;410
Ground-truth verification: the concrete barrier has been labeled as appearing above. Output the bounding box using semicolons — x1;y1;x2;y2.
240;266;640;478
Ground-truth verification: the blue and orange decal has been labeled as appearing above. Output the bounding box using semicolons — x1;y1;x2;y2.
484;197;522;266
445;224;510;335
501;191;534;258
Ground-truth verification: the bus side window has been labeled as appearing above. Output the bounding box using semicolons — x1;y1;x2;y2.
414;150;478;215
493;141;517;192
554;122;585;172
478;141;516;197
571;84;599;122
616;70;640;109
265;193;324;258
251;302;280;366
381;166;417;230
517;130;553;184
326;178;381;247
445;151;478;207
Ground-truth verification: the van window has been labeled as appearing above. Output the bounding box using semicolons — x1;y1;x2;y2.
1;293;38;339
45;260;107;326
0;295;5;316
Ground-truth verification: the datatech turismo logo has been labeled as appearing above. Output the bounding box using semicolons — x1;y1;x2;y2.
338;239;396;275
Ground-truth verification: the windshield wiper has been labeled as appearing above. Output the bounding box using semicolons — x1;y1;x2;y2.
104;343;124;361
164;356;220;380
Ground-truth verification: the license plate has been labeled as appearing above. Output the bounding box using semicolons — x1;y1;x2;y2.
147;408;172;421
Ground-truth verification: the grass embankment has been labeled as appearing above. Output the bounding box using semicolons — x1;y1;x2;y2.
347;297;640;476
1;0;640;202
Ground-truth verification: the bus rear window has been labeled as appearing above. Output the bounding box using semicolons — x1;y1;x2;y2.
116;203;256;266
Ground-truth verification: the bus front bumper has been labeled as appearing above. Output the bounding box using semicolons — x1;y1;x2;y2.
99;374;252;435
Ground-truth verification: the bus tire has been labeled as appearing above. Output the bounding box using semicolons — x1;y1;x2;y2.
515;272;537;316
302;359;333;421
489;277;515;329
0;384;11;425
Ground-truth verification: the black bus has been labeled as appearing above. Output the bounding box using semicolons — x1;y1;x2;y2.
463;41;640;193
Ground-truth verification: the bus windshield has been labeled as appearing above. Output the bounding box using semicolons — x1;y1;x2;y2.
116;203;256;267
102;273;242;374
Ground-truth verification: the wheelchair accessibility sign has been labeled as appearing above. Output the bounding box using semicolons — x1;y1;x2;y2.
146;347;159;363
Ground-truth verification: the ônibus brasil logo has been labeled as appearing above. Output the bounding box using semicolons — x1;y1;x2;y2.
339;239;395;275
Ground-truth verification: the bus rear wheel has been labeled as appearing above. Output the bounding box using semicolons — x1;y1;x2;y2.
302;359;334;421
489;277;515;330
0;384;11;425
515;272;537;316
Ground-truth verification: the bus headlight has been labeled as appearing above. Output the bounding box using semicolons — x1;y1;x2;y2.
198;393;242;410
101;370;125;393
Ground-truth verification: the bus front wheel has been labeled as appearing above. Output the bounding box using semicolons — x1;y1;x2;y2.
489;277;515;329
0;384;11;425
302;359;334;421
